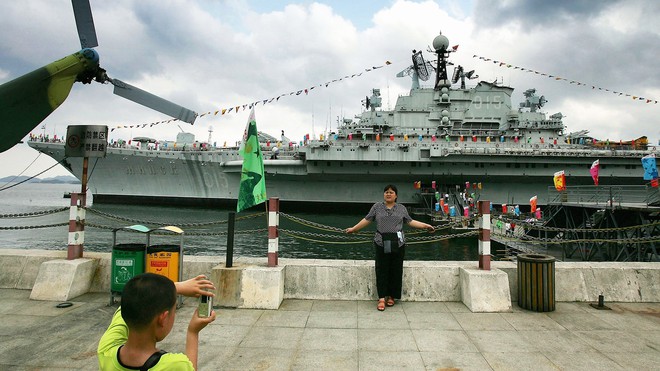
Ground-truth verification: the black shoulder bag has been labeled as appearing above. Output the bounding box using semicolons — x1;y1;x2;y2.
378;231;401;254
140;350;167;371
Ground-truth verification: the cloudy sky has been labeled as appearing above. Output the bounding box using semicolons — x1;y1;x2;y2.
0;0;658;178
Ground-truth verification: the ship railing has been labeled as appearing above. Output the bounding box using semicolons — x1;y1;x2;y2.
547;185;654;207
303;138;655;158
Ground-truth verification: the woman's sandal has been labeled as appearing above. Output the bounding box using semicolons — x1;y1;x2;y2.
386;297;395;307
377;299;386;311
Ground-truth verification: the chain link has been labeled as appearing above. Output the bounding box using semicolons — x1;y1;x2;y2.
85;208;265;227
0;207;69;219
0;222;69;230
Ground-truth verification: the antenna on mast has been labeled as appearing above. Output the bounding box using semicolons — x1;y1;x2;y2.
207;126;213;144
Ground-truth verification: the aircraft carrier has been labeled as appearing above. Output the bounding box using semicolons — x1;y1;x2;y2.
28;32;657;211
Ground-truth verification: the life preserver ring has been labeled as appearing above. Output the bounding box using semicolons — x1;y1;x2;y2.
454;143;458;147
534;144;539;149
495;143;499;148
413;142;417;147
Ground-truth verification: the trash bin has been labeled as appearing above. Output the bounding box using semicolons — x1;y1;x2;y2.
146;245;181;282
110;224;150;305
110;243;146;293
517;253;555;312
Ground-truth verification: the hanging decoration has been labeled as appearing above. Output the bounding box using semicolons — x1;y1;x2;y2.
472;55;657;104
553;170;566;191
110;60;393;132
590;159;600;186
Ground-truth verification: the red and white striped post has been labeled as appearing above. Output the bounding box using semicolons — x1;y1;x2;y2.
477;200;491;270
67;192;85;260
267;197;279;267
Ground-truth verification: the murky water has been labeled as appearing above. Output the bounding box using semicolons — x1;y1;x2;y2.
0;183;480;261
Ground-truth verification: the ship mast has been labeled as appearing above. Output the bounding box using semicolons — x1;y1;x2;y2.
433;32;451;90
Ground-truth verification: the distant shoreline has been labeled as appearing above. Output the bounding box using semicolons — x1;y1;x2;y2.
0;175;79;184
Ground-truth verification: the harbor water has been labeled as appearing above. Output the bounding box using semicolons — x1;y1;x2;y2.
0;183;479;261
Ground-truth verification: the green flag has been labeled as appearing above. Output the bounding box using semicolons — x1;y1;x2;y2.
237;108;267;212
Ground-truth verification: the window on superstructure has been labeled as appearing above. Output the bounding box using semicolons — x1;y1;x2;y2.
327;162;331;167
515;163;520;168
340;162;343;167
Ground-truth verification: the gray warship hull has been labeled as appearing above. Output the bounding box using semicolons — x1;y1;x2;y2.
28;140;654;210
27;32;658;211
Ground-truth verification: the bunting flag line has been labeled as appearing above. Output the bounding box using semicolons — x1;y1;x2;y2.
109;60;393;132
472;54;658;104
590;159;600;186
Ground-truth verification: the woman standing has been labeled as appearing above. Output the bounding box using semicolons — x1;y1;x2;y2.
346;184;435;311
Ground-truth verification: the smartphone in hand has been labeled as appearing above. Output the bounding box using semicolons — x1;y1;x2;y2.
198;292;213;318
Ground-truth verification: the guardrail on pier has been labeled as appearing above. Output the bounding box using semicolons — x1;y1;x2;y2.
547;184;660;207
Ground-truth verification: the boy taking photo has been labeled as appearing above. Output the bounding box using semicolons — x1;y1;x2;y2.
98;273;216;370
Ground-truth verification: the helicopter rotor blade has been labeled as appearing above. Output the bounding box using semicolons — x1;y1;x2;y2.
110;79;197;124
71;0;98;49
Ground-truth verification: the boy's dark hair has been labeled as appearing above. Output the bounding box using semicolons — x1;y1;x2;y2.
121;273;176;330
383;184;398;194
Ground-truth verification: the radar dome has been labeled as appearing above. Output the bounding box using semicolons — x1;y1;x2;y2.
432;33;449;51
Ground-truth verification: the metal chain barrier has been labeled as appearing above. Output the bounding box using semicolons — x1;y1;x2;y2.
85;207;265;227
85;222;267;236
279;228;478;245
280;212;479;237
0;207;69;219
0;222;69;230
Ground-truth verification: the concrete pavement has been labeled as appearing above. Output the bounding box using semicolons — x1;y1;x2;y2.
0;288;659;370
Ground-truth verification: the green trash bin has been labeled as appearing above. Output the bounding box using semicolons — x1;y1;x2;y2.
517;253;555;312
111;243;146;294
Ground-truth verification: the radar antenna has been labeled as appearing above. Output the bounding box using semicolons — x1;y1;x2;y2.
362;89;381;111
412;50;430;82
519;88;548;112
451;65;479;89
396;50;434;90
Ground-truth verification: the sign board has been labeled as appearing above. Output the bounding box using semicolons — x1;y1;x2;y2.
65;125;108;158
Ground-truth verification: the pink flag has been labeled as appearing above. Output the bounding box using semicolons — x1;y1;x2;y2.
590;160;600;186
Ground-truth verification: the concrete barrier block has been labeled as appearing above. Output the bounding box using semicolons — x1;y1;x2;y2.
30;258;98;301
211;263;284;309
403;262;461;301
492;261;517;301
283;260;376;300
86;252;111;293
241;265;284;309
585;264;634;302
460;267;512;312
0;254;27;289
584;263;660;302
555;266;589;301
636;266;660;301
211;264;245;308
